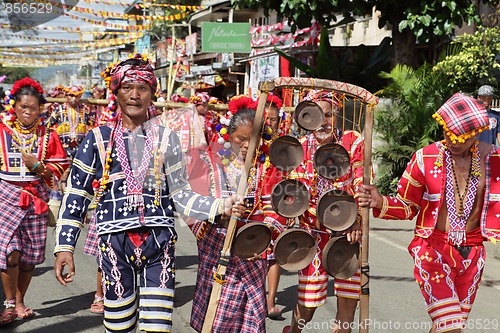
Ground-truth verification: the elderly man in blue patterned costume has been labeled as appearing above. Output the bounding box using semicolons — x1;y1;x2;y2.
53;54;243;333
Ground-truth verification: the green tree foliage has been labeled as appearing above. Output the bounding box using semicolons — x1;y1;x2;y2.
373;64;450;195
232;0;499;67
0;65;34;84
433;26;500;93
148;0;201;41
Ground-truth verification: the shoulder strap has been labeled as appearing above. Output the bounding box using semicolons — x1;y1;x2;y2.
159;126;172;155
93;128;108;167
40;127;51;161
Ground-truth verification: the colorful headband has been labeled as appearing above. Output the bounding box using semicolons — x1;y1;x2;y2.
190;92;210;104
48;85;65;97
227;95;257;115
49;88;62;97
10;77;43;96
432;92;490;144
102;54;157;94
64;85;84;96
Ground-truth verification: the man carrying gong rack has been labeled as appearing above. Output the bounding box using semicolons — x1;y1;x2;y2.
276;89;364;333
202;79;376;333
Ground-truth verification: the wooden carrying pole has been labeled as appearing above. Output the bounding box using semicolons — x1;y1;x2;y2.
359;104;374;333
166;25;176;101
45;98;229;112
201;82;273;332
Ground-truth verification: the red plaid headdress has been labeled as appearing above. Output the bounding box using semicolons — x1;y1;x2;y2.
304;89;339;107
100;54;157;122
103;54;157;94
433;93;490;144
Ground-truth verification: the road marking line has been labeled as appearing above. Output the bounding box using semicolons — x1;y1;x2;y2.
371;232;408;252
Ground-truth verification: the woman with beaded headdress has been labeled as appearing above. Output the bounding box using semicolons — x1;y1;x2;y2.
0;77;68;325
52;54;242;333
359;93;500;333
187;94;285;332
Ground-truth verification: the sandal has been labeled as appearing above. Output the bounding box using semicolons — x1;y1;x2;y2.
0;311;17;325
16;307;35;319
90;295;104;314
1;299;17;325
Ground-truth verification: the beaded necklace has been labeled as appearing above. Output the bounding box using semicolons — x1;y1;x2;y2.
92;110;161;209
115;120;154;213
14;118;39;134
11;119;40;153
92;130;114;205
450;157;472;217
64;103;85;138
152;147;163;206
443;140;480;245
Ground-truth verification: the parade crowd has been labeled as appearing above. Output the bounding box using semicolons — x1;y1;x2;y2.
0;54;499;333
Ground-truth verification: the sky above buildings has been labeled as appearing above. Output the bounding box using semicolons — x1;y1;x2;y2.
0;1;137;66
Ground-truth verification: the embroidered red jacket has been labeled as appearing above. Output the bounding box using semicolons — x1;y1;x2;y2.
374;141;500;241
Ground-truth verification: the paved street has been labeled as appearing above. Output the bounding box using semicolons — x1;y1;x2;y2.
2;216;500;332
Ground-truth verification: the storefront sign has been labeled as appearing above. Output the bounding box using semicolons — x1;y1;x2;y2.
202;22;251;53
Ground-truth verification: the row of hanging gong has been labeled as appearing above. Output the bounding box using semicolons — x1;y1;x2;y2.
232;99;360;279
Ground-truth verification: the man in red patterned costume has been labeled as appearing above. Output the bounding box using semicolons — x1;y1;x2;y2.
359;92;500;333
283;90;363;333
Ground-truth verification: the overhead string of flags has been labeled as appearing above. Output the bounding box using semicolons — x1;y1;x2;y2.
0;1;201;66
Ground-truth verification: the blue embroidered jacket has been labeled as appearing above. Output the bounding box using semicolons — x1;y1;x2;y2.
54;123;224;253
